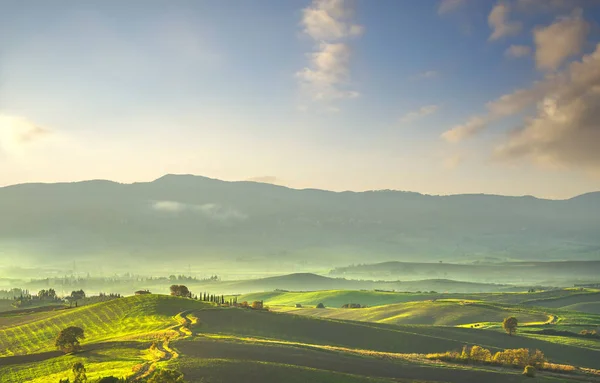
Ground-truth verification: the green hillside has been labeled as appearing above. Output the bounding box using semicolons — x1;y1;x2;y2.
0;294;208;357
1;294;599;382
270;300;549;326
190;307;600;369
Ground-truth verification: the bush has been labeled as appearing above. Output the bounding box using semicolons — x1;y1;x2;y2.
523;365;536;377
316;302;325;308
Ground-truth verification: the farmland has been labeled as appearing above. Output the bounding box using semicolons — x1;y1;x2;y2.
1;289;599;382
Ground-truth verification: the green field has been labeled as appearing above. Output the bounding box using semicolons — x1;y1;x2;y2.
1;292;599;382
270;300;549;326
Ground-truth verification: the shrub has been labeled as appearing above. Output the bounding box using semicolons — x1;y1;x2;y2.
469;345;491;362
316;302;325;308
523;365;536;377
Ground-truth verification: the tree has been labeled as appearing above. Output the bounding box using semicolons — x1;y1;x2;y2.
72;362;87;383
55;326;85;353
70;290;86;300
147;369;185;383
502;316;518;336
316;302;325;308
170;285;191;298
251;300;263;310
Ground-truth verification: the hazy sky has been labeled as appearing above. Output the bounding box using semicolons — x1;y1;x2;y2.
1;0;599;198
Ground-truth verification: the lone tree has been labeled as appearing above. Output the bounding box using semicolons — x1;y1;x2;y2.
170;285;191;298
502;316;518;336
55;326;85;353
72;362;87;383
316;302;325;308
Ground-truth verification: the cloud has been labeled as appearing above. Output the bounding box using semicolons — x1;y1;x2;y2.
246;176;281;184
0;114;51;154
301;0;363;40
412;70;439;80
516;0;600;13
505;45;532;58
441;116;487;143
296;43;357;100
533;9;589;71
297;0;362;104
488;2;522;41
152;200;247;221
492;46;600;170
443;42;600;171
399;105;439;123
438;0;467;15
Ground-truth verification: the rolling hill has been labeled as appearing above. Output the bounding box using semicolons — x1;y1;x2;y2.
1;293;599;382
269;300;550;326
1;174;599;274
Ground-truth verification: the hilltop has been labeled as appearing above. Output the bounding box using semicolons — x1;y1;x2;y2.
1;174;599;272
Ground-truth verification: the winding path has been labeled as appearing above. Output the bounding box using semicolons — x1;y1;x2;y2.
130;310;195;381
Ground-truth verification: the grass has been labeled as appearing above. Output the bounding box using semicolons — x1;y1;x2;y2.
190;307;600;369
1;291;599;382
235;288;600;309
173;336;581;383
175;358;407;383
270;300;549;326
0;294;209;356
0;346;145;383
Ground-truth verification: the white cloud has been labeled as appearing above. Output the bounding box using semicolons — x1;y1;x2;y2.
152;200;247;221
297;0;362;105
441;116;487;143
533;9;589;71
505;45;532;58
442;42;600;171
438;0;467;15
296;43;356;101
488;2;522;41
399;105;439;123
493;44;600;170
0;114;51;154
516;0;600;13
301;0;363;41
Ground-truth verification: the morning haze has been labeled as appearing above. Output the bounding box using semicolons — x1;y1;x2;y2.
1;1;599;382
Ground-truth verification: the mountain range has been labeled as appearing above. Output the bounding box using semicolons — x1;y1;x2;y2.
1;174;599;274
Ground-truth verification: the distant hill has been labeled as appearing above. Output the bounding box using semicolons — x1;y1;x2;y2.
330;261;600;284
1;174;599;272
187;273;515;294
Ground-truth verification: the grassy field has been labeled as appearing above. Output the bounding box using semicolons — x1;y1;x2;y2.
270;300;549;326
235;288;600;308
1;292;599;382
190;306;600;369
0;294;209;356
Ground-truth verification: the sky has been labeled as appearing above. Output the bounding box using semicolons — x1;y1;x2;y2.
1;0;599;199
